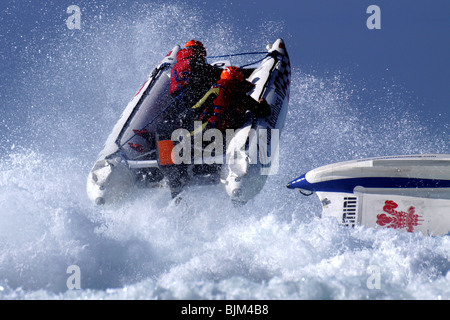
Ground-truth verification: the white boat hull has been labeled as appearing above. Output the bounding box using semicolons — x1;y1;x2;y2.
287;154;450;236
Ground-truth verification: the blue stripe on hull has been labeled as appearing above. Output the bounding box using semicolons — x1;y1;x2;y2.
287;175;450;194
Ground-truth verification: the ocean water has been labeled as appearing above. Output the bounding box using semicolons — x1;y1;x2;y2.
0;2;449;300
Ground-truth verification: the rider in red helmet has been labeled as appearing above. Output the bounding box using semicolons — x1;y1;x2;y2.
192;66;271;132
170;40;221;108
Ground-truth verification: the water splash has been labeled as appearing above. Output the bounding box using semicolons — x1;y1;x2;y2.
0;2;449;299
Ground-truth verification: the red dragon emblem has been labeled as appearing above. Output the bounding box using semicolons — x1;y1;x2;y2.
376;200;423;232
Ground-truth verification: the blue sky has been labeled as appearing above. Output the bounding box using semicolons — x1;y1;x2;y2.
1;0;449;125
202;0;450;119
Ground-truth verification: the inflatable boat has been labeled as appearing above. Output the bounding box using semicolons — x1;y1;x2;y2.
287;154;450;236
87;38;291;205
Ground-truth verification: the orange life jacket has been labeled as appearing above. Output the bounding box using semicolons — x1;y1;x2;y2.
200;79;255;131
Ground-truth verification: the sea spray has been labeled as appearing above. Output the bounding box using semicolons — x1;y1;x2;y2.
0;2;449;299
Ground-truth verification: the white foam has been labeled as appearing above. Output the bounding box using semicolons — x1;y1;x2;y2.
0;3;448;300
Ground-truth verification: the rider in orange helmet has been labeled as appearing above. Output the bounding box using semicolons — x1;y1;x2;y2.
192;66;271;132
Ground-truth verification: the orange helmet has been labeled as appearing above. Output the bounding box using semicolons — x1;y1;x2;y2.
184;40;206;57
220;66;244;81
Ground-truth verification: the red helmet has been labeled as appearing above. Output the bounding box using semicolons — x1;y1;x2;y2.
184;40;206;57
220;66;244;81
